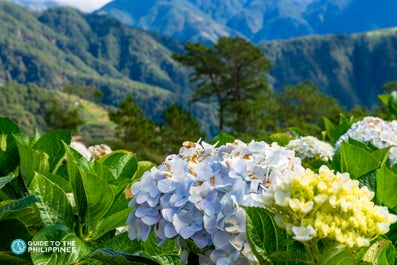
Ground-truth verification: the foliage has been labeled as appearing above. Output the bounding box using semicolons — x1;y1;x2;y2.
172;36;271;132
0;116;176;265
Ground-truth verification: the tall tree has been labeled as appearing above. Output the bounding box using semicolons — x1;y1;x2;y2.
172;37;272;133
161;103;205;153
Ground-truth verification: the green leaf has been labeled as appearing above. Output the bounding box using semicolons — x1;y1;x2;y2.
318;244;354;265
86;248;160;265
97;150;138;181
376;167;397;212
90;208;131;240
0;195;36;220
245;207;286;263
339;141;379;179
361;240;392;264
14;134;50;185
0;173;16;189
0;117;20;176
33;130;71;174
210;132;235;146
269;132;291;146
30;225;90;265
28;173;74;228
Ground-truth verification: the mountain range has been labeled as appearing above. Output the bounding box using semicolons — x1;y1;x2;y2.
95;0;397;43
2;2;397;135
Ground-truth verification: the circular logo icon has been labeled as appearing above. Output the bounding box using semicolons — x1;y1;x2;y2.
10;239;27;255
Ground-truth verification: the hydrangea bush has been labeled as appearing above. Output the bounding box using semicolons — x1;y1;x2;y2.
127;140;304;264
335;116;397;165
127;135;397;264
264;165;397;259
286;136;334;162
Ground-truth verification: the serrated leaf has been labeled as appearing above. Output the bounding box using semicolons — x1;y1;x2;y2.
245;207;286;263
14;134;50;185
91;208;131;240
33;130;71;174
98;151;138;180
319;244;354;265
28;173;74;227
339;141;379;179
376;167;397;212
31;225;90;265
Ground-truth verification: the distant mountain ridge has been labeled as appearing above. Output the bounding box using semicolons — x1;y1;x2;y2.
96;0;397;43
2;2;397;132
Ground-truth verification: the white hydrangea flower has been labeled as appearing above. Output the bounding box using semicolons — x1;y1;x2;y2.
128;139;305;264
335;117;397;165
88;144;112;159
286;136;334;161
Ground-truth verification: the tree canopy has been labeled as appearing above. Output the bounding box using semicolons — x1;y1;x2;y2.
172;37;272;133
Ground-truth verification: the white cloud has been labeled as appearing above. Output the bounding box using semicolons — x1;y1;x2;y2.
54;0;113;12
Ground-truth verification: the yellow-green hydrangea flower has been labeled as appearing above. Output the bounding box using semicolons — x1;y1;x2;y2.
264;165;397;248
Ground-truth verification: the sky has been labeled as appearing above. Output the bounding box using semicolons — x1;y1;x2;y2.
54;0;113;12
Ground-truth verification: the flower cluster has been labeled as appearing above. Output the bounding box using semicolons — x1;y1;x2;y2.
286;136;334;162
264;165;397;248
127;140;304;264
70;142;112;160
335;116;397;165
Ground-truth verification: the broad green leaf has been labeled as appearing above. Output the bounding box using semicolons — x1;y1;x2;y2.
318;244;354;265
339;141;379;179
376;167;397;212
31;225;90;265
64;143;89;225
0;173;16;189
86;248;160;265
28;173;74;228
33;130;71;174
14;134;50;185
80;172;114;240
97;150;138;181
269;132;291;146
0;117;20;176
0;195;36;220
65;144;114;240
361;240;392;264
90;208;131;241
245;207;287;263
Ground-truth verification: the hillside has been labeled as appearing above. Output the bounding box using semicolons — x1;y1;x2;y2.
0;2;194;121
261;27;397;108
96;0;397;43
2;2;397;131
